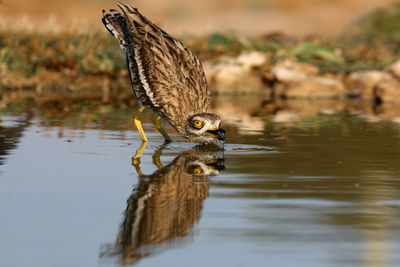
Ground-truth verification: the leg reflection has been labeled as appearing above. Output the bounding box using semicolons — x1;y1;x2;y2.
133;140;171;175
152;141;171;170
131;141;148;175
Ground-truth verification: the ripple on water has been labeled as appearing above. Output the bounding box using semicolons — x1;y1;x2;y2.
224;143;281;155
1;115;27;128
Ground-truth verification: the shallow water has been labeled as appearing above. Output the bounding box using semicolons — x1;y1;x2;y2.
1;102;400;267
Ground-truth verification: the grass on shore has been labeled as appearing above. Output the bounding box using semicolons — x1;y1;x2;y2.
1;28;400;81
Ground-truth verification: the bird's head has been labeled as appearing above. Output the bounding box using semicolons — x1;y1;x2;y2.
184;113;225;144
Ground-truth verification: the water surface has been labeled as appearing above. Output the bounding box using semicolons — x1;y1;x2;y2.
1;101;400;266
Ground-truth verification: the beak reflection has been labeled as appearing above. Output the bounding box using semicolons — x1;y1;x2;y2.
206;158;225;171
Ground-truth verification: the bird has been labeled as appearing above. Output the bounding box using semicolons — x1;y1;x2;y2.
101;3;225;148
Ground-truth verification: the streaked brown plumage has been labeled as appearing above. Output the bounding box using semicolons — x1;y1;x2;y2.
102;3;225;143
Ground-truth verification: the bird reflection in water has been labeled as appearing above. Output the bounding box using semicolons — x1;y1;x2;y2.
0;114;31;166
101;144;224;265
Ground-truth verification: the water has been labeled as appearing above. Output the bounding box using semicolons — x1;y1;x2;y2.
1;101;400;267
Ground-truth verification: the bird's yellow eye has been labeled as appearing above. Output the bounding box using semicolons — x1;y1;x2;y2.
192;168;202;174
193;120;203;129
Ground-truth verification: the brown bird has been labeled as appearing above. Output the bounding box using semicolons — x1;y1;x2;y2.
101;3;225;147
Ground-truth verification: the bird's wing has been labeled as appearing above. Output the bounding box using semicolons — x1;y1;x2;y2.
103;3;210;126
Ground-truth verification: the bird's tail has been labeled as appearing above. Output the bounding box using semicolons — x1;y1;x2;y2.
102;9;128;53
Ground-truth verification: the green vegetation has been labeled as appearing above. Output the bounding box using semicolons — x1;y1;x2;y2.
1;27;399;81
348;2;400;42
0;30;125;78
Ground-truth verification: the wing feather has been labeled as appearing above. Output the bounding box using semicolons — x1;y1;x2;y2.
104;3;210;129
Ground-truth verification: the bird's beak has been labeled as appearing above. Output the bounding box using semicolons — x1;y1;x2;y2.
206;158;225;171
206;127;225;141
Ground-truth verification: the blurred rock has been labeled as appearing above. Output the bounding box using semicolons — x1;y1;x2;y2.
204;52;268;95
0;64;39;89
236;51;267;71
387;60;400;78
284;77;346;99
271;58;319;83
273;110;300;123
374;80;400;103
102;77;111;103
374;102;400;123
345;70;393;99
271;99;349;125
210;95;266;135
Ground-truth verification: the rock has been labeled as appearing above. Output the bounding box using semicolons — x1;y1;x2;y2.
210;95;266;135
373;102;400;123
236;51;266;71
345;70;393;99
273;111;300;123
203;62;217;86
271;58;319;83
284;77;346;99
262;70;275;83
209;63;243;88
387;60;400;78
204;52;268;95
0;65;39;89
374;80;400;103
271;99;352;126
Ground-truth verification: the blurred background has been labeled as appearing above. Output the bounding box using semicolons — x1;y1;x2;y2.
2;0;400;114
0;0;397;35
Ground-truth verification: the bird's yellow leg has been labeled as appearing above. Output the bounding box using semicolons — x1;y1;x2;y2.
134;106;148;142
153;115;171;142
152;141;170;170
132;106;148;168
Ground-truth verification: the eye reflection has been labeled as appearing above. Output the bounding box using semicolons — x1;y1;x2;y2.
101;146;224;265
188;165;203;175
